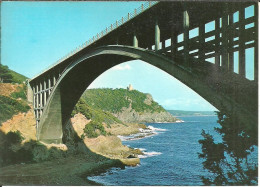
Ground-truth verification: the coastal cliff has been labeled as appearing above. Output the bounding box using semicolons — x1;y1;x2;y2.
82;88;177;123
114;105;177;123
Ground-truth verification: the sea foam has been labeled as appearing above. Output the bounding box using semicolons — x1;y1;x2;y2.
147;125;167;132
118;125;167;141
138;151;162;158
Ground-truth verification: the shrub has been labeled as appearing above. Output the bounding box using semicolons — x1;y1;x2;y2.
10;85;27;100
0;131;28;167
0;95;30;124
5;131;24;145
83;120;106;138
0;130;68;167
0;64;13;83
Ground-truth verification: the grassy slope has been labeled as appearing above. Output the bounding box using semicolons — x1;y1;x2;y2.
9;69;28;83
72;98;123;125
0;64;28;84
0;95;30;125
0;65;30;124
82;88;165;113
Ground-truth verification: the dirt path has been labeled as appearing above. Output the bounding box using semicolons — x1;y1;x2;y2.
0;155;124;185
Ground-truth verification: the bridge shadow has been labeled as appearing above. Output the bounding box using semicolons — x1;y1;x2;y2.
0;120;126;185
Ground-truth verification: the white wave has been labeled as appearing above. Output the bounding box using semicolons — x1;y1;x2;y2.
147;125;167;132
118;125;167;142
117;135;129;141
139;128;151;132
138;151;162;158
138;155;148;158
117;134;148;141
144;151;162;156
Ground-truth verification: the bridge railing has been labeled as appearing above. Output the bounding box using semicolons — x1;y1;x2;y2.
34;1;158;79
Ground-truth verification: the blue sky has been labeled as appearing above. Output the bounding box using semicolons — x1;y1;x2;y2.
2;1;254;111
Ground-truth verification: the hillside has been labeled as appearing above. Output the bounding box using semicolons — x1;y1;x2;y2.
168;110;217;116
82;88;177;123
0;64;28;84
0;84;30;125
0;73;144;172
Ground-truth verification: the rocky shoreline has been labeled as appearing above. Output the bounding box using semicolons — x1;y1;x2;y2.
114;107;178;123
0;76;181;185
0;112;147;185
0;82;179;185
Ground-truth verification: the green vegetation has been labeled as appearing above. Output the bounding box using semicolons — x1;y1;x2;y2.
0;65;30;124
0;131;67;167
0;95;30;124
0;131;31;167
82;88;165;113
0;64;12;83
0;81;30;125
83;120;107;138
72;98;123;125
0;64;27;83
72;98;125;138
198;111;257;185
10;85;27;100
74;88;167;137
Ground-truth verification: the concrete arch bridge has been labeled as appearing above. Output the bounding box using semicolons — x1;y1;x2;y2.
28;1;258;143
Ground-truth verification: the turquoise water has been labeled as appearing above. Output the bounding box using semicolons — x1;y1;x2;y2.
87;116;255;185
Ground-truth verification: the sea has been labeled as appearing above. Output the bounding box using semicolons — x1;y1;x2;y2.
87;116;257;186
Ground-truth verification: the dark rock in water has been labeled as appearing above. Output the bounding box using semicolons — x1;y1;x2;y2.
127;154;137;158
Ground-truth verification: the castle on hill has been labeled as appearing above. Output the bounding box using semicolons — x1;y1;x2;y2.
127;84;134;91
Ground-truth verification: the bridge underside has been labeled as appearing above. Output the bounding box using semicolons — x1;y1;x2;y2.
35;46;257;144
28;1;258;143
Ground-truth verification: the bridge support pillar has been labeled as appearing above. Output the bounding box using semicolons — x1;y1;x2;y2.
36;83;39;131
254;3;258;81
115;37;119;45
26;79;33;103
40;81;43;110
183;10;189;66
133;33;138;48
239;7;245;77
228;14;234;72
222;5;229;70
53;73;56;86
215;19;220;67
155;18;160;51
48;76;51;95
199;23;205;61
43;78;47;106
33;85;36;108
38;86;63;144
171;30;177;59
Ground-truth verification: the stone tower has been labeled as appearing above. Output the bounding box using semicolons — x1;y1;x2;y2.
127;84;133;91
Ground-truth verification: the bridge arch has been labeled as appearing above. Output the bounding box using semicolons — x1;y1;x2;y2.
37;45;257;143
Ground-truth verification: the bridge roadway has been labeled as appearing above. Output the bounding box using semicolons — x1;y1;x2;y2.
28;1;258;143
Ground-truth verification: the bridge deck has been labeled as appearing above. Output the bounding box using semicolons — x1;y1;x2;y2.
30;1;257;82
